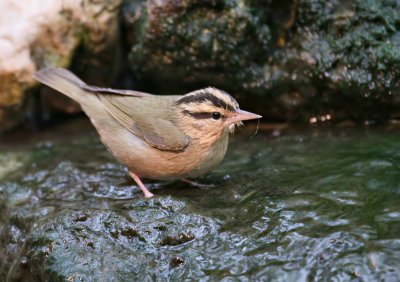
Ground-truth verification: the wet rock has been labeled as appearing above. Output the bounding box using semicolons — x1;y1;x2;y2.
122;0;400;122
0;133;223;280
1;123;400;280
5;202;221;281
0;0;121;131
0;152;28;180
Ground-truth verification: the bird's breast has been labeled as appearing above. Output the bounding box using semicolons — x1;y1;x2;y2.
123;132;229;180
183;133;229;179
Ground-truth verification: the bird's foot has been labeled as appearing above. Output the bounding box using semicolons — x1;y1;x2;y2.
129;171;154;198
181;178;216;188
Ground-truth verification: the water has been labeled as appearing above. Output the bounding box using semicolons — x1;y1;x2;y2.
0;119;399;281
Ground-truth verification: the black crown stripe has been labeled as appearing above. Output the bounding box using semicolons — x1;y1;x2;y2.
176;91;235;112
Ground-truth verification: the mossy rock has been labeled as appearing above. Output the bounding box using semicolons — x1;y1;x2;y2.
123;0;400;122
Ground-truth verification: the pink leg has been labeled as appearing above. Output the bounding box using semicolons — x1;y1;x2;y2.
129;171;154;198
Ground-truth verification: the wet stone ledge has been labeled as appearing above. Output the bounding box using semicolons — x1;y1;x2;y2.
1;121;400;280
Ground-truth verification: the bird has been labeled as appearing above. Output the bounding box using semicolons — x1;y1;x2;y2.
33;67;261;198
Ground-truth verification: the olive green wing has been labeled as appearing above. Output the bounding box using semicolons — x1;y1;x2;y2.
33;67;188;150
96;93;190;151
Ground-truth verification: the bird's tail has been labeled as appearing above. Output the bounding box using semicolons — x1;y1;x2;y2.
33;67;94;106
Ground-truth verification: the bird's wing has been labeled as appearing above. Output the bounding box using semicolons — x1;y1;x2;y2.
34;67;188;151
95;93;190;151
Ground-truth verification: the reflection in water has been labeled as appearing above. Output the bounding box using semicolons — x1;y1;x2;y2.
0;120;399;281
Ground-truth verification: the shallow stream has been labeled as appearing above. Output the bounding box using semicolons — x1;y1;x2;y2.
0;119;399;281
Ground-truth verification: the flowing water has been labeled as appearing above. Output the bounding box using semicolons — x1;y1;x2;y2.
0;119;399;281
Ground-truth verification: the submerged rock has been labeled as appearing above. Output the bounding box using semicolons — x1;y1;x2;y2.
123;0;400;122
0;0;121;131
1;122;400;280
7;200;220;281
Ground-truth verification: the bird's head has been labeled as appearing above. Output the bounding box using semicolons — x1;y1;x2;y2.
175;87;261;142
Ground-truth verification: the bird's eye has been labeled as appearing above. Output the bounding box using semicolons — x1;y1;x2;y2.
212;112;221;120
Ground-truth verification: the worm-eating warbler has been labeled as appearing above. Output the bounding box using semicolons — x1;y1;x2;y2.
33;67;261;197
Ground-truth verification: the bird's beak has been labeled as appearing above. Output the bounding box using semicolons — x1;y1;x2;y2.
227;109;262;124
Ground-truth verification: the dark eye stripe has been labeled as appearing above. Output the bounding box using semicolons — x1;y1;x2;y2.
177;91;235;112
182;110;224;120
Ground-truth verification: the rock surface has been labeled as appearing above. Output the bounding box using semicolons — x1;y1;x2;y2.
123;0;400;122
0;0;121;131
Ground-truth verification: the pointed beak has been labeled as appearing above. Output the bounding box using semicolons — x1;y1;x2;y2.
227;109;262;124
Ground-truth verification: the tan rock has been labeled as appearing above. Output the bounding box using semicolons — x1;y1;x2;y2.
0;0;121;131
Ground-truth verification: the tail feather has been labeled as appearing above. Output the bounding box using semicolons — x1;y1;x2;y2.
33;67;93;105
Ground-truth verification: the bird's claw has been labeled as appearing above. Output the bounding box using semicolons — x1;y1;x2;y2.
181;179;216;188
